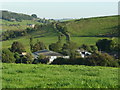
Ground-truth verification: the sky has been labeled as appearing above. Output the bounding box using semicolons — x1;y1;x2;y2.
1;1;118;19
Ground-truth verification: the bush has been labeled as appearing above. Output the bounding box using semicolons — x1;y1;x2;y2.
51;58;70;65
86;52;119;67
11;41;26;54
32;41;46;52
33;55;49;64
51;57;85;65
2;49;16;63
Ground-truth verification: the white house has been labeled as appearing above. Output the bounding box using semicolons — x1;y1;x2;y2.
32;49;69;63
76;49;91;58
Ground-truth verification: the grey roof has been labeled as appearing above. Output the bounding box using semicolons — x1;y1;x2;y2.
33;49;63;57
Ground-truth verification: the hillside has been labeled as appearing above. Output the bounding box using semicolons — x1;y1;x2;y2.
1;10;55;31
1;10;35;21
2;63;118;88
1;11;118;37
60;15;118;36
1;11;119;52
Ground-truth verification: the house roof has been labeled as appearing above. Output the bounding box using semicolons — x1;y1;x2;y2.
33;49;63;57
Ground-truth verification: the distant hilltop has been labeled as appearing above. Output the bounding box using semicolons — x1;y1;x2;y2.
0;10;55;23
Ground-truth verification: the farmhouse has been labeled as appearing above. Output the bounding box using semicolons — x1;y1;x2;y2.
27;24;35;28
76;49;91;58
32;49;69;63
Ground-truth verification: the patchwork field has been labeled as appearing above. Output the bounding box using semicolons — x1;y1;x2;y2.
2;63;119;88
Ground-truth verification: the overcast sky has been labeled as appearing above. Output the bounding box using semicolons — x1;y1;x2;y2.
1;1;118;19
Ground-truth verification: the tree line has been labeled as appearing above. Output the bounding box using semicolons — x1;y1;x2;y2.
2;36;120;67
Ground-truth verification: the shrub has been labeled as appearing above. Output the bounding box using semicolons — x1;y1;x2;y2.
32;41;46;52
33;55;49;64
11;41;26;54
2;49;16;63
86;52;119;67
51;58;70;65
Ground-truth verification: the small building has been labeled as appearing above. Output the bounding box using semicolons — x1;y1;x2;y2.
32;49;69;63
19;52;27;56
76;49;91;58
27;24;35;28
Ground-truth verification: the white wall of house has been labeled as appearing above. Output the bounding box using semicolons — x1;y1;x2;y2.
49;56;57;62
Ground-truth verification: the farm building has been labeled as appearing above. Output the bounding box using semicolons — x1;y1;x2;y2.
27;24;35;28
32;49;69;63
76;49;91;58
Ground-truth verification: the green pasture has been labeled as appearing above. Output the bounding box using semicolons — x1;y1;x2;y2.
2;35;116;52
2;63;119;88
62;16;118;36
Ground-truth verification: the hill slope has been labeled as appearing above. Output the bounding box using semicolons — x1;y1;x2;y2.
60;15;118;36
1;10;35;21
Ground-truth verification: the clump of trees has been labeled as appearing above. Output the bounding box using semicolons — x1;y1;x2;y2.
96;39;116;52
85;52;119;67
10;41;26;54
33;55;49;64
79;44;98;53
49;41;62;52
2;49;16;63
52;52;119;67
32;41;46;52
2;41;33;64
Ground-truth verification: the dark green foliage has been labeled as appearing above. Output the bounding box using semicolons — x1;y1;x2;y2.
55;23;70;42
29;37;33;52
14;52;21;63
51;58;70;65
79;44;98;53
11;41;26;54
20;53;33;64
31;14;37;18
49;41;62;52
62;42;77;59
51;57;86;65
2;49;16;63
2;28;36;41
1;10;34;21
32;41;46;52
86;52;119;67
2;30;27;41
33;55;49;64
96;39;115;52
90;45;98;53
79;44;92;52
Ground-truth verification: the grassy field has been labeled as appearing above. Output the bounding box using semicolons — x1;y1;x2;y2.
2;35;115;52
2;63;119;88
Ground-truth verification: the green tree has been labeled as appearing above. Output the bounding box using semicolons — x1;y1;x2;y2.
29;37;33;52
20;53;33;64
32;41;46;52
79;44;92;52
62;42;77;59
49;41;62;52
96;39;115;52
11;41;26;54
31;14;37;18
14;52;21;63
90;45;98;53
2;49;16;63
86;52;119;67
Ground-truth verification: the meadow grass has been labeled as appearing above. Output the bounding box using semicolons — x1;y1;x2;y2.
2;63;119;88
2;35;115;52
